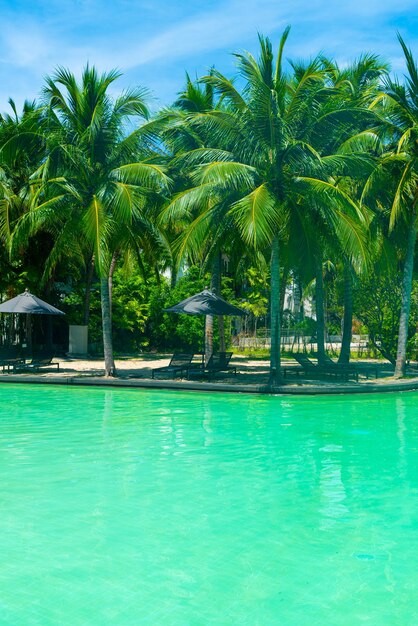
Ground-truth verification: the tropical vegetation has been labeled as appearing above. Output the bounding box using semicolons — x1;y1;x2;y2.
1;29;418;381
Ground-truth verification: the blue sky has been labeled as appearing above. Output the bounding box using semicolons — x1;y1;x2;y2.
0;0;417;112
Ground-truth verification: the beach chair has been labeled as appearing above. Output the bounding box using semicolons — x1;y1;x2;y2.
151;353;194;379
0;346;25;372
187;351;237;380
283;353;358;382
11;355;60;373
313;352;378;379
282;353;318;377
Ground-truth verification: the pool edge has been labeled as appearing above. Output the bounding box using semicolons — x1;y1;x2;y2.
1;374;418;396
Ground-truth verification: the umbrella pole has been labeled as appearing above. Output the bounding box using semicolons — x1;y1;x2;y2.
7;313;14;346
202;317;206;366
25;313;32;354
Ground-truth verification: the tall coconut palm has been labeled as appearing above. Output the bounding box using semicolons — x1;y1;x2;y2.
161;73;236;360
0;99;49;307
365;36;418;376
0;99;46;250
164;30;369;385
12;66;169;376
322;55;388;363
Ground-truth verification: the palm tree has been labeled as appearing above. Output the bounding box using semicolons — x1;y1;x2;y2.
322;55;388;363
0;100;48;298
365;36;418;376
161;73;236;360
163;30;369;385
12;66;169;376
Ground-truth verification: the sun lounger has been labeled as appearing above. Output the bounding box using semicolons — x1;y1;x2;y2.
0;347;25;372
313;353;378;379
151;353;194;379
283;353;358;382
187;351;237;380
11;356;59;373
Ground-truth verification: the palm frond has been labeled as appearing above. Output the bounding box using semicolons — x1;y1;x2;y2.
389;161;413;231
192;161;257;189
230;184;283;247
159;183;214;224
112;162;170;190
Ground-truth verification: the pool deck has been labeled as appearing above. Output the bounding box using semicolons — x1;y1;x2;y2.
1;355;418;395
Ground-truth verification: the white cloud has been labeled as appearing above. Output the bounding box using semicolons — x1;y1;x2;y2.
113;0;285;69
0;0;417;110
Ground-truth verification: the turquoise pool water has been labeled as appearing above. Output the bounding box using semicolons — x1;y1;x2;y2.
0;385;417;625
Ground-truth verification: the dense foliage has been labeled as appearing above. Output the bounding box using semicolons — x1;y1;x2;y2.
1;29;418;379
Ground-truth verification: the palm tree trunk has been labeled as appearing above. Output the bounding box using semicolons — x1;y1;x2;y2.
315;258;326;363
100;277;116;377
269;234;282;385
338;262;353;364
211;251;225;352
280;267;288;317
83;255;95;326
204;315;213;365
170;266;177;289
293;272;303;323
218;313;226;351
108;250;119;318
394;214;417;377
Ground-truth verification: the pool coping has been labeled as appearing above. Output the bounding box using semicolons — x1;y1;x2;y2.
1;373;418;395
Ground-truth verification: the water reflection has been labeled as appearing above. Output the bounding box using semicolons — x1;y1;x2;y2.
396;397;407;480
319;456;349;529
2;386;417;624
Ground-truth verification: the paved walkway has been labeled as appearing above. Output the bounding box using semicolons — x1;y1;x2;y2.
1;354;418;395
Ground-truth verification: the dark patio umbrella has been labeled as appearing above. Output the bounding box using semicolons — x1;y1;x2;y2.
0;289;65;315
165;289;245;362
0;289;64;350
165;289;245;317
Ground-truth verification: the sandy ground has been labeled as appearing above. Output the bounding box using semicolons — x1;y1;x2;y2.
1;353;409;390
51;354;271;384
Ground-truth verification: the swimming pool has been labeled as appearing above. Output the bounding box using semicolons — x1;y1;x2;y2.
0;384;417;625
